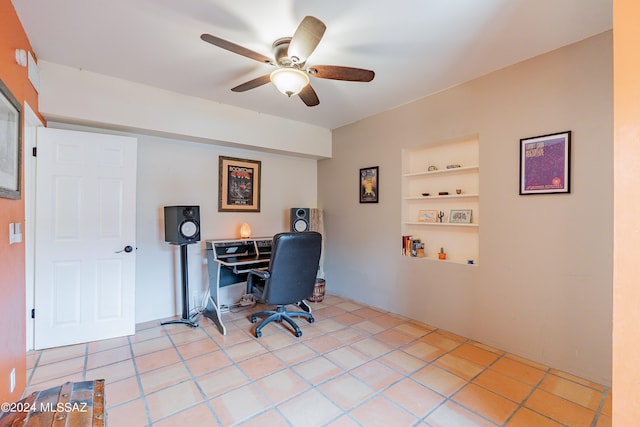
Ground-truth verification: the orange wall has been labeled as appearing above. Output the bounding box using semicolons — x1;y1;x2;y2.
0;0;39;404
613;0;640;424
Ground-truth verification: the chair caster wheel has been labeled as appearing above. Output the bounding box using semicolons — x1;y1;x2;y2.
251;316;257;323
308;317;315;324
255;330;262;338
295;330;302;337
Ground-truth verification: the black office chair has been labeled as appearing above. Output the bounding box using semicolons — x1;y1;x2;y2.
246;231;322;338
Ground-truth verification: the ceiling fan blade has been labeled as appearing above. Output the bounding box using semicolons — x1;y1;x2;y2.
298;84;320;107
288;16;326;64
231;74;272;92
201;34;273;64
309;65;375;82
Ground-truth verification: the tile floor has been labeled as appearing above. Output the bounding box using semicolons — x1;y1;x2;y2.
25;294;612;426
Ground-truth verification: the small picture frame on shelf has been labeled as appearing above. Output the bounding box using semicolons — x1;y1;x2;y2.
418;210;439;223
449;209;472;224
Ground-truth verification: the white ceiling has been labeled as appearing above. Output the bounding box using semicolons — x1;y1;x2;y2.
12;0;612;130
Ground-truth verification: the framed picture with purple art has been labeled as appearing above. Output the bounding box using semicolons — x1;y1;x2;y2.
519;131;571;195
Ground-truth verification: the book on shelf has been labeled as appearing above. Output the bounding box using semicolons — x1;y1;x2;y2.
402;235;411;256
402;235;424;257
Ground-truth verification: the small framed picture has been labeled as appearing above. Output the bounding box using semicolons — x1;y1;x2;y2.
0;79;22;200
449;209;472;224
219;156;261;212
519;131;571;195
418;210;439;223
359;166;379;203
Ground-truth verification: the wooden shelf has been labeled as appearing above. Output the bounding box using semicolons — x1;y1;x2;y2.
403;193;479;200
403;221;479;227
402;255;479;265
403;165;479;177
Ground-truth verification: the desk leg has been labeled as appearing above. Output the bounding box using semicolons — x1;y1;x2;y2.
203;296;226;335
204;252;227;335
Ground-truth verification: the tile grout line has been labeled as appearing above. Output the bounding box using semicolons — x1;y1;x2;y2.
81;342;89;380
23;350;42;396
202;318;304;425
225;307;388;425
500;367;554;426
308;321;440;425
126;334;153;427
172;322;229;427
590;386;611;427
414;337;495;425
224;314;323;426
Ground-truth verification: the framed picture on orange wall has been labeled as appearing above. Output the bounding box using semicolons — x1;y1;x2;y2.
0;79;22;200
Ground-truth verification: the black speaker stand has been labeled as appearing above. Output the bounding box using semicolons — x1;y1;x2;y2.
162;244;199;328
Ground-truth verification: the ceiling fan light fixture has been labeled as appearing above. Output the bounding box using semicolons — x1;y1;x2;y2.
270;68;309;97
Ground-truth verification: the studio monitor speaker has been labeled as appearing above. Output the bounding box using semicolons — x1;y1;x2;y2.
290;208;310;232
164;206;200;245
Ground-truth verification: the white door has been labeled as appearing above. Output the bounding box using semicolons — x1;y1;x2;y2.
34;128;137;349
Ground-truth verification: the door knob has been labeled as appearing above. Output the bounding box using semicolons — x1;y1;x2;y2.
115;245;135;254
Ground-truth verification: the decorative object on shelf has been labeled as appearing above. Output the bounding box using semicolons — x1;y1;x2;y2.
239;223;252;238
421;192;430;197
519;131;571;195
219;156;261;212
438;191;449;196
438;247;446;260
456;188;462;194
446;164;461;169
418;210;439;223
449;209;472;224
428;165;438;171
360;166;379;203
0;79;22;200
467;259;475;265
437;211;445;223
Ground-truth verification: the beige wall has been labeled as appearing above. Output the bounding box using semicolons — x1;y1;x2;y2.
48;122;318;323
613;0;640;422
319;31;612;385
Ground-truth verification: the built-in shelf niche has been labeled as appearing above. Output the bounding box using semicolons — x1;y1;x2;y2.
401;135;479;264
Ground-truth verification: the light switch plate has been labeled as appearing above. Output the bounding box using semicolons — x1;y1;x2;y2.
9;223;22;244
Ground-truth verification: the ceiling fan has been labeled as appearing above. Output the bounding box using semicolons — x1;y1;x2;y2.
200;16;375;107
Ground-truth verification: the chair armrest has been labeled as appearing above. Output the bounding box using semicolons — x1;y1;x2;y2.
248;269;270;281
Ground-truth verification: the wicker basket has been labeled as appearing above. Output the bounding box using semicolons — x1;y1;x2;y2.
308;279;326;303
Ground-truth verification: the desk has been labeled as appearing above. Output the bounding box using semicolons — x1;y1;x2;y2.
203;237;272;334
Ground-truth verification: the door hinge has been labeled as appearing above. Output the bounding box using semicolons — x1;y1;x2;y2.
31;308;35;319
32;147;37;157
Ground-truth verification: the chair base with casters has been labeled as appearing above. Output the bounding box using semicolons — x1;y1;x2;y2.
246;231;323;339
250;305;314;338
